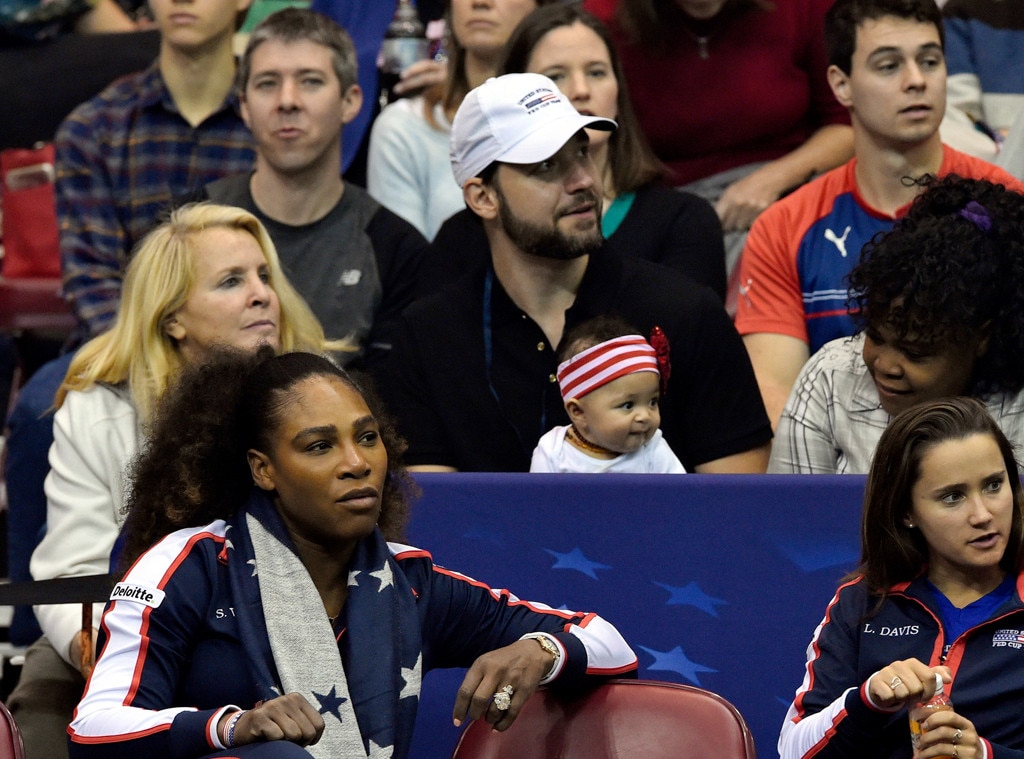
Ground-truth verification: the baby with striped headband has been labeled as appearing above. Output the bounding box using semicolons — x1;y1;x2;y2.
530;316;685;473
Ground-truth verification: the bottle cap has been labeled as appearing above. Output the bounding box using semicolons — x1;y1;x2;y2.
933;672;944;696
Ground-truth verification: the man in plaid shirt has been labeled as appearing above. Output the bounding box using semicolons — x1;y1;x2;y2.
56;0;256;339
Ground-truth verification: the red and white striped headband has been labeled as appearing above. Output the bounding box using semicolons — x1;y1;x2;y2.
557;335;659;402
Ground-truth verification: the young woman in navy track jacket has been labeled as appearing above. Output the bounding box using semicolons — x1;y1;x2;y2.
780;397;1024;759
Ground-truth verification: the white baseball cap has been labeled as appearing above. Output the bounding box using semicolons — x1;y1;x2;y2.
450;73;617;188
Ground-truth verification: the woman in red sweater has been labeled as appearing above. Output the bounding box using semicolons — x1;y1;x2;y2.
585;0;852;249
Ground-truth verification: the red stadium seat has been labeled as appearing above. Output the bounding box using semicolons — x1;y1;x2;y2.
450;679;757;759
0;700;25;759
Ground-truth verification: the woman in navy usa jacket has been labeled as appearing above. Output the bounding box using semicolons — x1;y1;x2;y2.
67;350;637;759
780;397;1024;759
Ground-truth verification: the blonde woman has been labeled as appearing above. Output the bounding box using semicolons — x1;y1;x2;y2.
9;203;343;759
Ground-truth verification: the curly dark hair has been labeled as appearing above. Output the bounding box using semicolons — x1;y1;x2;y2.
118;349;417;570
848;175;1024;395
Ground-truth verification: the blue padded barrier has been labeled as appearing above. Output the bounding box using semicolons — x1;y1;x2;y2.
405;473;866;759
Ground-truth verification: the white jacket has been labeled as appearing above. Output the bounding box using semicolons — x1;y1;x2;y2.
30;384;141;667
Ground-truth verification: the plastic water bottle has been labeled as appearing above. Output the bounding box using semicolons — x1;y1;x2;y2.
909;673;953;759
378;0;429;106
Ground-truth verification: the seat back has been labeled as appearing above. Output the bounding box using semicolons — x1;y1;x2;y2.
0;144;61;279
0;701;25;759
450;679;757;759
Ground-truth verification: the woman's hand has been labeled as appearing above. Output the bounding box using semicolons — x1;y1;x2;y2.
223;693;325;747
913;709;981;759
69;627;98;677
74;0;142;33
866;659;951;710
393;59;448;96
452;639;553;731
714;166;787;232
714;124;854;232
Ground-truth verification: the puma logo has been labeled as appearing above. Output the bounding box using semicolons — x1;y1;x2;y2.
824;226;852;257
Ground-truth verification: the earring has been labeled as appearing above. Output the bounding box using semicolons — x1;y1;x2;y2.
905;520;915;528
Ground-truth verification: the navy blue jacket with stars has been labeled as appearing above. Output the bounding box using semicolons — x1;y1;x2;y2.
67;519;637;758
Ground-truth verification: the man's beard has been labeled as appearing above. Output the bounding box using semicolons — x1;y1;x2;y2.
497;191;604;261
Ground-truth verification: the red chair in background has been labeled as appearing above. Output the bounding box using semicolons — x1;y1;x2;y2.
0;144;75;335
0;700;25;759
450;679;757;759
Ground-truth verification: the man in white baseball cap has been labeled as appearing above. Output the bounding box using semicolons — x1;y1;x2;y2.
451;72;616;262
450;72;616;188
379;73;773;474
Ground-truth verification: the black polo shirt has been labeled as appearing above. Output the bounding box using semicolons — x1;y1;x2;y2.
380;250;771;472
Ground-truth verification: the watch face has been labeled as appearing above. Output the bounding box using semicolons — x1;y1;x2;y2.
532;634;559;658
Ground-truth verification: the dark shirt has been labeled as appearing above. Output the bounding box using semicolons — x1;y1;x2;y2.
380;250;771;472
420;185;727;302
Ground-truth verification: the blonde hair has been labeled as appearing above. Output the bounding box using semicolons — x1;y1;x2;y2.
57;203;340;422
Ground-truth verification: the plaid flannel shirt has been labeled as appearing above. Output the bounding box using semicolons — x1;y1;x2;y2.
56;62;255;338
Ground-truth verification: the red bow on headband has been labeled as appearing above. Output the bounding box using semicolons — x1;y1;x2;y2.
650;326;670;396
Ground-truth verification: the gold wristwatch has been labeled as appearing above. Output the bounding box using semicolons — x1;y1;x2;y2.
521;632;561;681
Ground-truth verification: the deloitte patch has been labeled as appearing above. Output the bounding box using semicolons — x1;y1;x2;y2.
110;582;165;608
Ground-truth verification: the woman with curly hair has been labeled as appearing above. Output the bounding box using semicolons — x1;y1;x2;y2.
68;350;637;758
780;396;1024;757
769;176;1024;473
10;203;344;759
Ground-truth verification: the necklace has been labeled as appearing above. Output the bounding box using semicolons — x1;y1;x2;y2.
675;4;737;61
566;425;618;457
679;25;719;60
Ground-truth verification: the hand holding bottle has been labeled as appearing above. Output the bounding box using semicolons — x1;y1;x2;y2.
393;58;448;96
909;704;980;759
867;658;949;709
865;664;980;759
910;673;953;757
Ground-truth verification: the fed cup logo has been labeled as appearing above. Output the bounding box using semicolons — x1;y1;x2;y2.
518;88;560;114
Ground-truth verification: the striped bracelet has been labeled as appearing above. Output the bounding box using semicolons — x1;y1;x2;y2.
225;710;245;748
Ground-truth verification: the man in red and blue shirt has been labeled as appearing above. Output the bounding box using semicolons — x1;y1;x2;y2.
735;0;1024;429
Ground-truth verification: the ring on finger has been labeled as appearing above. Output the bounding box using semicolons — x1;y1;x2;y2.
953;746;959;759
889;676;903;690
492;684;514;711
953;728;963;745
